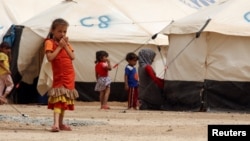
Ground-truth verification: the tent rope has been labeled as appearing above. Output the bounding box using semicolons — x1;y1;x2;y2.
113;64;119;82
164;18;211;71
112;20;174;69
112;20;174;92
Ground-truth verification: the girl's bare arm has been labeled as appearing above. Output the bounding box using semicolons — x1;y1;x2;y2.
46;46;62;61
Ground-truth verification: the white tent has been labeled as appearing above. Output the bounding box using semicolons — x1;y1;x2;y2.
15;0;223;101
162;0;250;111
0;0;62;42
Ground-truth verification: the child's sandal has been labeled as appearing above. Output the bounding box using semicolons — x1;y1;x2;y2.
59;124;72;131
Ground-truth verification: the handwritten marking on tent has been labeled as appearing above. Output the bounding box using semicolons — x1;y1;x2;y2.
80;15;111;28
244;12;250;22
180;0;219;9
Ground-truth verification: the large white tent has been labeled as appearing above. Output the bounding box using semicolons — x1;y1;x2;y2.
162;0;250;111
13;0;223;102
0;0;62;42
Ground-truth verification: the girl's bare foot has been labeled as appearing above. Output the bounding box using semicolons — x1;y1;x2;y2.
0;96;7;104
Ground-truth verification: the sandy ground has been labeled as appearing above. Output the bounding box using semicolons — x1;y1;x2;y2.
0;101;250;141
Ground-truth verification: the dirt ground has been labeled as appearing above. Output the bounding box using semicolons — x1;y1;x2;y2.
0;101;250;141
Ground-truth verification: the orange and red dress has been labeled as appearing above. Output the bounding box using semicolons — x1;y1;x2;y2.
44;39;79;111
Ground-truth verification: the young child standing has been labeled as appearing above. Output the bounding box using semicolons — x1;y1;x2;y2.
0;42;14;104
124;52;139;110
94;50;112;110
44;18;79;132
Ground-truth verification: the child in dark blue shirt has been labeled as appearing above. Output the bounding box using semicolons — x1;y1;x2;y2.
124;52;139;110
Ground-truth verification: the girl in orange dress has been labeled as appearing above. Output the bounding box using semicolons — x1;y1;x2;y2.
44;18;78;132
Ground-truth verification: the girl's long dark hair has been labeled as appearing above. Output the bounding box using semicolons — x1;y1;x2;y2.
95;50;108;64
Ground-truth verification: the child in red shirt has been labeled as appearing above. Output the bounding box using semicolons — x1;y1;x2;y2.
94;50;112;109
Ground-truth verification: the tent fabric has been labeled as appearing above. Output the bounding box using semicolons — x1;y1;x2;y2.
165;33;250;82
0;0;62;42
18;0;205;96
161;0;250;111
6;0;224;102
163;81;203;111
162;0;250;36
204;80;250;111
